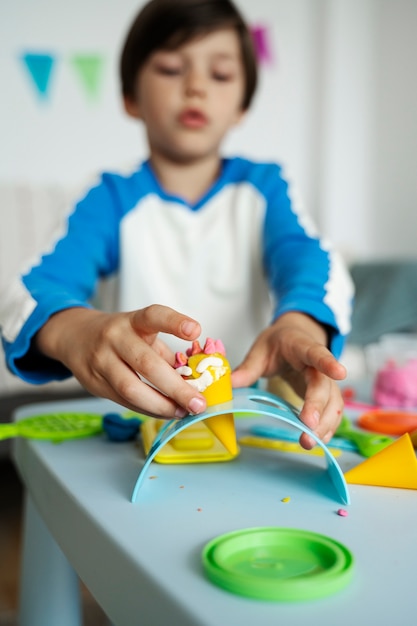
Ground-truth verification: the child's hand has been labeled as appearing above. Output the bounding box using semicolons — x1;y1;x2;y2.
231;312;347;449
35;305;207;419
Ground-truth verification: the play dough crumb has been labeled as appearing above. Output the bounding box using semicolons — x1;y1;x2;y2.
197;508;202;512
337;508;348;517
281;496;291;503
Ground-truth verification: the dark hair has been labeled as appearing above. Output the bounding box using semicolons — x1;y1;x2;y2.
120;0;258;110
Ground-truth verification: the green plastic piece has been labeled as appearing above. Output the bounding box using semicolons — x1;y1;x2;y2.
336;415;394;457
202;527;354;601
0;413;104;442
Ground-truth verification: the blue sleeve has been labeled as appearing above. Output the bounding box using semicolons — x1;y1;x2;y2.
2;174;122;384
260;165;353;358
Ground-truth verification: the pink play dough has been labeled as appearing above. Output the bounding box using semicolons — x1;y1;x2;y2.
373;358;417;408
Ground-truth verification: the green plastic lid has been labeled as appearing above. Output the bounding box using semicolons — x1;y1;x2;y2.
202;527;354;601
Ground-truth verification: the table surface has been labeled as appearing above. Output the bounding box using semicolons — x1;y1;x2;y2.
13;396;417;626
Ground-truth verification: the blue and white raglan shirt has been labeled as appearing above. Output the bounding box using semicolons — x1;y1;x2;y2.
0;157;354;384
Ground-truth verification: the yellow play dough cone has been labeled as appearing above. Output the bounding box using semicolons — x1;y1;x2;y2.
186;350;237;456
344;434;417;489
203;371;237;456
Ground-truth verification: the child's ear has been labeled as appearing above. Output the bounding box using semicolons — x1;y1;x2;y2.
123;95;142;120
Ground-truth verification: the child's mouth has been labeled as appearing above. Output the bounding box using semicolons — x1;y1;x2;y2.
179;109;208;129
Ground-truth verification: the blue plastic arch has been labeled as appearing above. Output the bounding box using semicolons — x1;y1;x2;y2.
131;387;350;505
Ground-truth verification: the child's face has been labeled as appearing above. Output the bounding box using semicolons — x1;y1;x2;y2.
125;28;246;163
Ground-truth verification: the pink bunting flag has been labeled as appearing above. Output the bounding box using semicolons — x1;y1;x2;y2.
250;25;274;65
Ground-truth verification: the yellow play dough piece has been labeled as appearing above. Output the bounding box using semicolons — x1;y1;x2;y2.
204;413;237;456
141;419;238;464
203;366;237;457
344;433;417;489
267;376;303;409
186;351;237;456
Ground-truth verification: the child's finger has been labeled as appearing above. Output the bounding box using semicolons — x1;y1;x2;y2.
130;305;200;341
293;341;347;380
142;359;207;416
102;363;202;419
298;373;344;449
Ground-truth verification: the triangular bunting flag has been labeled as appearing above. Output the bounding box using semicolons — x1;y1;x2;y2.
70;54;104;101
250;25;274;65
21;52;56;100
344;434;417;489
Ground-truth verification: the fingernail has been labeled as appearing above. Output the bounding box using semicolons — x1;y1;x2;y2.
303;435;316;450
311;410;320;428
188;397;205;414
323;431;333;444
174;407;188;419
181;320;197;337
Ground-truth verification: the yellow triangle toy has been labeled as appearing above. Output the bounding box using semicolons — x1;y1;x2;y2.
344;433;417;489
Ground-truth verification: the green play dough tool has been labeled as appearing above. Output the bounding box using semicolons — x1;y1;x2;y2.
202;527;354;601
0;412;104;442
336;415;394;457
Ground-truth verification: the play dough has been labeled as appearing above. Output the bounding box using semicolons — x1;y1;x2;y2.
373;358;417;408
174;338;237;454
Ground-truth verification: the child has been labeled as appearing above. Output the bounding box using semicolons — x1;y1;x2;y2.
0;0;354;449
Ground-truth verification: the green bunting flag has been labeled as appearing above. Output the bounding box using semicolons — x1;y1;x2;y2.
70;54;105;101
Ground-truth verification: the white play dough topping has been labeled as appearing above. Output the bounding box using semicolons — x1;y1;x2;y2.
176;365;192;377
196;356;223;373
186;369;214;392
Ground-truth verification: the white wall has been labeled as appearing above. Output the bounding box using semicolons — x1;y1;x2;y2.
371;0;417;259
1;0;416;260
0;0;321;196
319;0;417;261
318;0;378;260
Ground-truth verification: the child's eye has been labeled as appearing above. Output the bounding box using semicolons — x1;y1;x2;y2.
159;67;181;76
155;65;182;76
212;72;234;82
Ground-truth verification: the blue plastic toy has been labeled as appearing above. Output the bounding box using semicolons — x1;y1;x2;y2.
130;388;350;505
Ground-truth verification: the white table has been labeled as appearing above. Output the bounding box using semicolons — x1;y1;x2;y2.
13;396;417;626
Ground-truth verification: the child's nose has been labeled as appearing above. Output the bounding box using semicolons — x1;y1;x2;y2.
184;69;206;97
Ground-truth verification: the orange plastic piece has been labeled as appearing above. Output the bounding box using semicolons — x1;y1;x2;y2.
344;434;417;489
358;409;417;436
